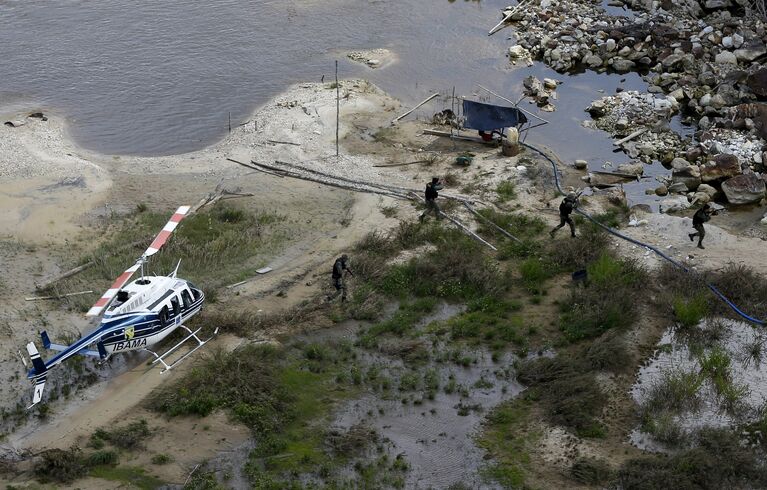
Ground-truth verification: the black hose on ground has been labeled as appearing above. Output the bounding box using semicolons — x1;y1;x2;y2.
520;141;765;326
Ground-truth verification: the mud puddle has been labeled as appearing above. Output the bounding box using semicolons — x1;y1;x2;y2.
630;318;767;452
297;302;524;488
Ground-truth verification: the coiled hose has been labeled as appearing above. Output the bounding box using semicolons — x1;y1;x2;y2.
521;141;765;326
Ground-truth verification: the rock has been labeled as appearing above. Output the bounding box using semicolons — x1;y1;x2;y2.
697;183;718;197
722;36;734;48
366;59;380;67
584;54;604;67
747;68;767;97
574;159;588;170
705;0;732;6
617;162;644;175
655;185;669;196
630;204;652;214
661;53;686;70
659;196;692;213
732;33;745;48
587;100;607;118
669;88;685;101
509;45;527;58
3;120;26;128
692;191;712;204
615;118;630;131
722;173;766;204
611;58;636;72
734;43;767;62
671;157;691;170
715;51;738;64
700;154;741;182
550;48;562;61
543;78;558;90
605;39;617;52
668;182;691;193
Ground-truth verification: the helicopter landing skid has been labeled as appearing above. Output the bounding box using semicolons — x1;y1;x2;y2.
145;325;220;373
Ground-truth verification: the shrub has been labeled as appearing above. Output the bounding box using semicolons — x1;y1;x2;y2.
673;294;709;328
585;331;630;372
93;419;151;450
570;457;613;485
495;181;517;201
87;450;118;466
34;448;87;483
519;258;551;292
151;453;173;465
546;226;610;270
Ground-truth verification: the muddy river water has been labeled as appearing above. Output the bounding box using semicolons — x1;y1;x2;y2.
0;0;667;199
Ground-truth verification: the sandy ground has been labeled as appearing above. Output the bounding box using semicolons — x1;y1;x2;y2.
1;74;765;487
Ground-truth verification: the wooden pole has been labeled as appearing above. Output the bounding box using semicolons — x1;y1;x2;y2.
228;112;231;133
391;93;439;125
488;0;530;36
26;290;94;301
335;60;339;158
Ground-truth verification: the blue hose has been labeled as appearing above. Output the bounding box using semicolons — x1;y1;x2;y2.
521;141;766;326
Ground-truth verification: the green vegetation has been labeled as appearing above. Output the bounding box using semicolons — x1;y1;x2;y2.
53;204;284;311
91;419;151;450
560;253;647;342
673;294;710;328
570;457;614;485
495;181;517;202
477;399;538;488
89;465;165;489
616;429;767;489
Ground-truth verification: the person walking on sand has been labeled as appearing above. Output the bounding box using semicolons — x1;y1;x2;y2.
329;254;354;302
419;177;444;222
550;192;578;238
689;203;715;249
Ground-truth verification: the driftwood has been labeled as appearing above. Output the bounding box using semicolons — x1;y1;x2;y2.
25;290;94;301
266;139;300;146
391;93;439;125
613;128;648;146
488;0;530;35
372;159;430;168
271;159;477;204
228;157;286;178
463;203;521;243
590;170;648;180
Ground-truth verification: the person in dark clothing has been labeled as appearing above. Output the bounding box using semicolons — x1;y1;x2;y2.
550;193;578;238
329;254;354;302
689;203;715;249
419;177;444;222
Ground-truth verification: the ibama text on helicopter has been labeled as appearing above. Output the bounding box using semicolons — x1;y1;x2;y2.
23;206;218;408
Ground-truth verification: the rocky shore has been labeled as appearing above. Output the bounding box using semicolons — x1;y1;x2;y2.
500;0;767;212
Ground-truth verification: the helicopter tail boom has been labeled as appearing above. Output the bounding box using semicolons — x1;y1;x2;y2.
26;342;48;409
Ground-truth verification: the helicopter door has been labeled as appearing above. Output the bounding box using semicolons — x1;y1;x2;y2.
159;306;169;327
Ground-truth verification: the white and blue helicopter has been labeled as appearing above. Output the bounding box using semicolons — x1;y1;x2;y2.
24;206;218;408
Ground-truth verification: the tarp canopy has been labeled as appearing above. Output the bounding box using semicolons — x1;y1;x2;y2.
462;99;528;131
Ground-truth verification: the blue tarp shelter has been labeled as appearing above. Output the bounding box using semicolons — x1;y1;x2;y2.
462;99;528;131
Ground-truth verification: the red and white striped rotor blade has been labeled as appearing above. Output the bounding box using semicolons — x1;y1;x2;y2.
143;205;190;257
86;206;190;317
86;261;142;317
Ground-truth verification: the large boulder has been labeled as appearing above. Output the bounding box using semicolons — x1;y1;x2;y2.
748;68;767;97
715;51;738;64
700;154;741;182
672;165;701;190
659;196;692;214
721;173;766;204
617;162;644;175
734;43;767;62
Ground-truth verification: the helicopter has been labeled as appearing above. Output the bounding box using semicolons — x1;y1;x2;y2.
24;206;217;408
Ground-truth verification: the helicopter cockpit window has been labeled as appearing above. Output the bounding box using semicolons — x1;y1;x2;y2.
170;297;180;316
188;282;201;300
181;290;193;309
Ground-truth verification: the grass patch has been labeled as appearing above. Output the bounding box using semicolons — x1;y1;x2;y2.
477;399;538;488
495;181;517;202
616;428;767;489
570;457;614;485
89;465;165;490
673;294;709;328
92;419;151;450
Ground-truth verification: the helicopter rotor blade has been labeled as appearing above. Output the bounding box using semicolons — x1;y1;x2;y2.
86;205;191;317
